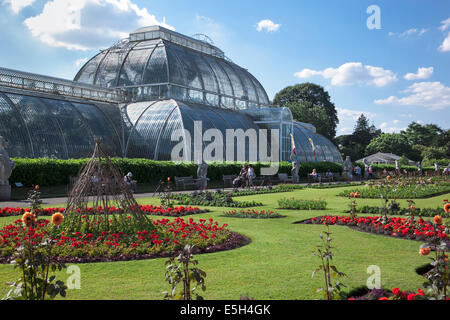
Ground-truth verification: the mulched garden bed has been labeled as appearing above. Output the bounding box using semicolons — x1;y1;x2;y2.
296;215;450;249
0;232;251;264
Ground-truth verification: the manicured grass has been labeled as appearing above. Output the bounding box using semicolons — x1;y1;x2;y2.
0;186;448;300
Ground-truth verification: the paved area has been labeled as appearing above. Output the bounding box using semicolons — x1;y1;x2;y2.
0;181;350;208
0;187;238;207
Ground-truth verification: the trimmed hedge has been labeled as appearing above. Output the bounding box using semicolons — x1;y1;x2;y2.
10;158;343;187
353;163;435;173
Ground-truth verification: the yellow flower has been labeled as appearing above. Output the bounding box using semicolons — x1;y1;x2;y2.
22;212;36;227
51;213;64;226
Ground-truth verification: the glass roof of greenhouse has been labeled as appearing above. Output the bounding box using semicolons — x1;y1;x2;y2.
74;26;270;109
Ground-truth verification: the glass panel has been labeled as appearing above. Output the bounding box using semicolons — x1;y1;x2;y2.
126;101;178;158
95;42;135;87
218;61;245;99
142;45;168;84
0;92;33;157
70;102;122;156
41;98;94;158
166;44;203;90
203;56;233;97
118;41;157;86
74;51;106;85
6;93;67;158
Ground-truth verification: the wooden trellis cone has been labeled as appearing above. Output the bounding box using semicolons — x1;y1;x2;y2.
64;139;149;230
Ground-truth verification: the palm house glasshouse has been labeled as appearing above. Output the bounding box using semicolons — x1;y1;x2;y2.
0;25;342;163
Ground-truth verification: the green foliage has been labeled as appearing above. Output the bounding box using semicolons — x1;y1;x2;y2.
3;237;67;300
27;185;43;212
10;158;342;187
171;191;263;208
365;133;417;160
312;225;347;300
286;101;331;138
163;245;206;300
278;197;327;210
273;82;338;140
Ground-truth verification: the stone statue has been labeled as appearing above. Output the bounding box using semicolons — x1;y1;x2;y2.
291;161;299;183
435;163;440;175
0;136;15;200
197;162;208;190
363;159;370;179
395;160;401;172
342;156;353;180
417;162;423;176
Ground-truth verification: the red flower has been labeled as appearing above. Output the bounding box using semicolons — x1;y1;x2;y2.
392;288;401;296
407;294;416;300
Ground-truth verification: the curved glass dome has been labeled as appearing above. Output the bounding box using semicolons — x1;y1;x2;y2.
292;122;343;163
74;26;270;109
123;99;260;161
0;89;122;159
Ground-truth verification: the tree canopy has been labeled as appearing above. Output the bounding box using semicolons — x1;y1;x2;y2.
273;83;338;140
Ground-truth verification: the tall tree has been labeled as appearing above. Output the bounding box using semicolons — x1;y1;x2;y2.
273;83;338;140
365;133;417;159
403;122;443;146
335;114;381;161
286;101;331;138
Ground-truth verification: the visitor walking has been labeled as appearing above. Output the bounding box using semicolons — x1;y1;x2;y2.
124;172;136;192
247;165;255;188
368;165;373;179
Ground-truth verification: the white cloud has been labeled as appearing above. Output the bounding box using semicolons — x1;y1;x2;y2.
256;19;281;33
294;62;398;87
439;32;450;52
389;28;427;38
23;0;174;51
440;17;450;32
374;81;450;110
404;67;434;80
379;121;406;133
439;17;450;52
3;0;35;13
75;57;88;67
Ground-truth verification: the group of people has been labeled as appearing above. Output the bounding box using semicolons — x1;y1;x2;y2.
309;168;334;182
233;165;255;188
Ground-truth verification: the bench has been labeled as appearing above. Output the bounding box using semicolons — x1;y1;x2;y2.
223;175;237;188
175;176;199;190
278;173;293;183
319;173;334;183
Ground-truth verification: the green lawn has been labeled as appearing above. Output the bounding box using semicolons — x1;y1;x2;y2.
0;186;448;300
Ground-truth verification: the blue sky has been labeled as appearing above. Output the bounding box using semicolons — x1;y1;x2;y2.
1;0;449;135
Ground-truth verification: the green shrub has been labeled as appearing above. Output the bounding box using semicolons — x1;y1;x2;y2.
278;198;327;210
10;158;342;187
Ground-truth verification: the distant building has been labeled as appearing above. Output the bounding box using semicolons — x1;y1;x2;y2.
356;153;415;165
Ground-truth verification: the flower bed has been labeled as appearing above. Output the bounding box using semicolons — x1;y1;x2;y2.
0;205;209;218
301;215;449;246
345;205;446;218
338;177;450;199
229;184;304;197
0;215;248;263
222;209;284;219
171;191;263;208
278;198;327;210
348;287;428;300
